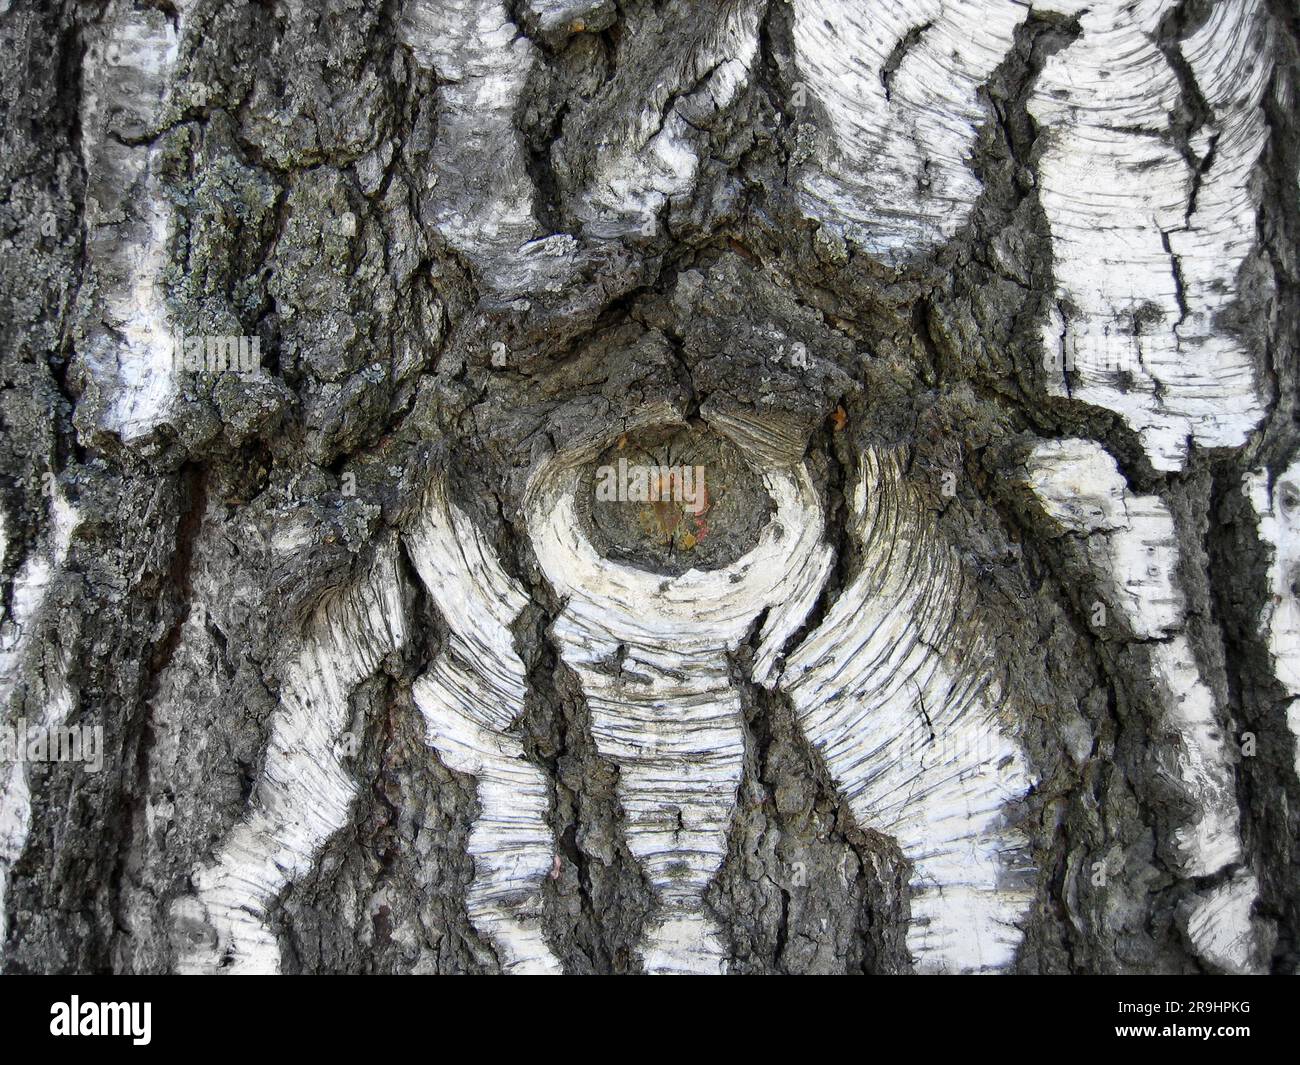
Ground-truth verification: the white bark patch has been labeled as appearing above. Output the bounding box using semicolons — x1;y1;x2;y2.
1027;439;1243;877
526;434;832;973
791;0;1027;262
0;496;79;958
170;545;408;973
1027;441;1186;635
405;477;561;974
1031;0;1271;471
576;2;761;239
1246;460;1300;779
79;2;189;439
401;0;576;293
779;450;1034;973
1182;872;1264;975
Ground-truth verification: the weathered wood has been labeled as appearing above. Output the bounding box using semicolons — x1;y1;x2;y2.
1;0;1297;975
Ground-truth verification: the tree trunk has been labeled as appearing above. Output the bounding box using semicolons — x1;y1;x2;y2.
1;0;1298;975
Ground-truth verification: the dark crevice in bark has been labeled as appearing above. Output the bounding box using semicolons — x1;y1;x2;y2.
968;9;1080;416
498;522;653;974
880;20;933;103
1206;458;1294;970
1154;0;1215;171
387;540;495;971
719;616;910;974
753;0;799;170
107;463;207;961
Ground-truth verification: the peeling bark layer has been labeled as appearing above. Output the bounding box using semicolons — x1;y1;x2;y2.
1031;0;1271;471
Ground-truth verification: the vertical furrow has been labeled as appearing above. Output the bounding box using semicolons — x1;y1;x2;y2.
781;449;1035;973
405;475;561;974
169;543;409;973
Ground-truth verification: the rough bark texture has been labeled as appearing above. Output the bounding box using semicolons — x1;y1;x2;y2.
1;0;1298;974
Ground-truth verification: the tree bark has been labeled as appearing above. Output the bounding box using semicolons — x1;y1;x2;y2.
1;0;1298;974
